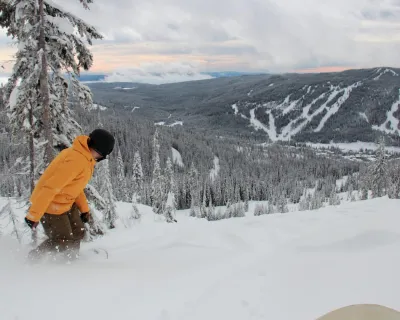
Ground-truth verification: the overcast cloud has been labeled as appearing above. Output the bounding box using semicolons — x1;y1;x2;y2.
1;0;400;76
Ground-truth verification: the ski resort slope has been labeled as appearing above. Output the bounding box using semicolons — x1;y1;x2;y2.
1;198;400;320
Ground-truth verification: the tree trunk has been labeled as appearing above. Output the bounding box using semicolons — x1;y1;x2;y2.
38;0;53;164
28;99;35;193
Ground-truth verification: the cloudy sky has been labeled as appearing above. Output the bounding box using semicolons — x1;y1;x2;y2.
0;0;400;76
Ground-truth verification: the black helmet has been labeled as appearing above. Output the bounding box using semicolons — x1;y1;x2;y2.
87;129;115;160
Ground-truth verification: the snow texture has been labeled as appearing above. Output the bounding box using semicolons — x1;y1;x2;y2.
9;86;19;110
232;103;239;116
155;121;183;127
168;121;183;127
249;108;277;141
307;141;400;154
1;197;400;320
114;87;136;90
90;103;107;111
46;16;74;35
171;147;184;167
359;112;369;123
247;82;362;141
314;82;362;132
373;68;399;80
209;156;220;182
372;97;400;135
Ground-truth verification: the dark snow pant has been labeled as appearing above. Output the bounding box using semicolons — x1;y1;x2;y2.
30;204;85;259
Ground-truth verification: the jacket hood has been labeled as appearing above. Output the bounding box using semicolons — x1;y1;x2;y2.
72;135;94;162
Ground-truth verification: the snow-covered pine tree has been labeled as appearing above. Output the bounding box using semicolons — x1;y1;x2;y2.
388;162;400;199
369;138;388;198
165;157;175;194
0;198;21;243
267;201;275;214
99;159;118;229
188;162;200;217
116;146;128;201
299;190;311;211
276;193;289;213
328;189;341;206
206;193;216;221
347;184;355;202
83;184;106;236
230;201;245;218
131;150;143;203
224;199;232;218
130;193;140;221
243;183;249;212
2;0;103;162
200;181;207;218
213;178;222;207
1;0;104;230
164;157;177;221
254;203;267;216
310;191;324;210
151;128;164;215
234;181;240;203
164;191;177;223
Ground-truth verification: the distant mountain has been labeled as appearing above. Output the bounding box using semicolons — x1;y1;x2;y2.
77;71;266;84
86;67;400;146
203;71;267;78
77;74;106;82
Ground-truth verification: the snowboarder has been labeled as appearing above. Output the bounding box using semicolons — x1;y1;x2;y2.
24;129;115;260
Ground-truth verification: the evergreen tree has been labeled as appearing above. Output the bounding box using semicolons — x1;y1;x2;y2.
254;203;267;216
2;0;102;163
188;162;200;217
131;150;143;203
116;147;128;201
231;202;245;218
0;198;21;243
369;138;388;198
267;201;275;214
100;159;117;229
164;191;177;223
151;129;164;215
388;162;400;199
224;199;232;218
165;157;176;195
299;191;311;211
277;194;289;213
310;191;324;210
130;193;140;222
200;182;207;218
328;189;341;206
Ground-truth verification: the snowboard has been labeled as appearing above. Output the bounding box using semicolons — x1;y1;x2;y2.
317;304;400;320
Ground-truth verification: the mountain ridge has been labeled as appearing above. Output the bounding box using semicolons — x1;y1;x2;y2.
86;66;400;145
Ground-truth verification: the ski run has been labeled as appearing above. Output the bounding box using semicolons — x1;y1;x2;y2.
236;82;363;142
1;196;400;320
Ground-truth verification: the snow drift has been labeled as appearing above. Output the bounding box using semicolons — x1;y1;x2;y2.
1;197;400;320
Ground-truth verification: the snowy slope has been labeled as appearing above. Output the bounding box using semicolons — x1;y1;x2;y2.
1;197;400;320
241;81;362;142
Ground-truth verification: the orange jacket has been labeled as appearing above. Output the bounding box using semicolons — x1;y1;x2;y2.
26;135;96;222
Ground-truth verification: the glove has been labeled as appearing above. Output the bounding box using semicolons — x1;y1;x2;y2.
80;212;90;223
25;217;39;230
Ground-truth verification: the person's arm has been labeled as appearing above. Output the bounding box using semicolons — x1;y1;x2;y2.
26;157;84;222
75;190;90;214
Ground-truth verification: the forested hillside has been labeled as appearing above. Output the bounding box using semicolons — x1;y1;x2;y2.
87;67;400;146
